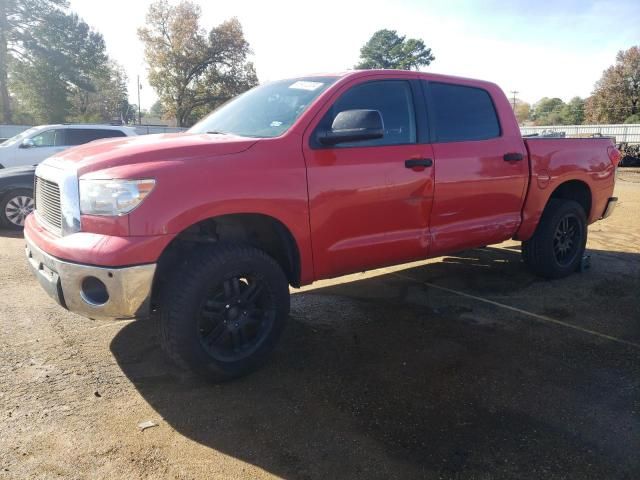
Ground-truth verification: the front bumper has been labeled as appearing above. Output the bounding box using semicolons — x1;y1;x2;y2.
602;197;617;219
25;231;156;320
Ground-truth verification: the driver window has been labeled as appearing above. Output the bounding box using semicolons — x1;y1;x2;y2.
30;129;65;147
322;80;416;147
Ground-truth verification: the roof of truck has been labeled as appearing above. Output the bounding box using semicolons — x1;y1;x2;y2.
289;69;499;90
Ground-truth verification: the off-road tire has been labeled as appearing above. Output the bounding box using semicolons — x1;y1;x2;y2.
521;199;587;279
159;243;290;382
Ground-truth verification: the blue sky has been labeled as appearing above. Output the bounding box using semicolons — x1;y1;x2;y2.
69;0;640;109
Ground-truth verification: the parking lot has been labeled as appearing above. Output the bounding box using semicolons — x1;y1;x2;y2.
0;170;638;479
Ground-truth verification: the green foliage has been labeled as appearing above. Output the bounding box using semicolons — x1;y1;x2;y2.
68;61;130;124
0;1;129;124
530;97;585;126
355;29;434;70
532;97;563;125
586;46;640;124
11;56;71;123
624;113;640;124
514;101;531;124
138;1;258;127
559;97;585;125
149;100;164;118
10;11;111;123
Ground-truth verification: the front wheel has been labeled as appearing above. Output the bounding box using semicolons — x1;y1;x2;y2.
159;244;290;382
521;199;587;279
1;188;34;229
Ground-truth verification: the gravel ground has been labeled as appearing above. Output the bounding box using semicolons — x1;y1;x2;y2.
0;170;639;479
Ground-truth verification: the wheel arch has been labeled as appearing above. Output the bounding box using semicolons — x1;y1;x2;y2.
516;176;594;241
548;179;592;219
152;212;302;306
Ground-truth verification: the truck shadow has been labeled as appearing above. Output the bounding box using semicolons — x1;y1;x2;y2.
110;246;640;479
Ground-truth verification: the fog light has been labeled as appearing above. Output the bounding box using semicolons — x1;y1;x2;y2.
81;276;109;305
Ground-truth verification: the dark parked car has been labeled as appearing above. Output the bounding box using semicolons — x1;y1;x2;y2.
0;165;35;229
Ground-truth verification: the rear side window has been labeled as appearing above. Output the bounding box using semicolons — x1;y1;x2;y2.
428;82;500;142
66;129;126;146
30;129;65;147
317;80;416;147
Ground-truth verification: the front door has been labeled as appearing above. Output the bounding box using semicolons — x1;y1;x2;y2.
303;77;435;280
17;128;67;166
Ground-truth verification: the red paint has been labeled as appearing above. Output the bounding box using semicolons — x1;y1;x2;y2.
24;70;618;286
515;137;616;240
607;145;621;166
24;214;174;266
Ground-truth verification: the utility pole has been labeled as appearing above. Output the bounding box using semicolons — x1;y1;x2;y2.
510;90;519;110
137;75;142;125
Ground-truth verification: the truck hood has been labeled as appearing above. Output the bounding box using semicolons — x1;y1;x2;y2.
46;132;258;175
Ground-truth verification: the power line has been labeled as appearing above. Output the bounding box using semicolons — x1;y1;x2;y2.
137;75;142;125
510;90;519;110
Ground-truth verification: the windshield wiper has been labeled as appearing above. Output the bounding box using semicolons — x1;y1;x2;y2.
206;130;228;135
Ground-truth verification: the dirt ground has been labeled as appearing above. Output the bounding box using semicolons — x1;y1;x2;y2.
1;170;639;480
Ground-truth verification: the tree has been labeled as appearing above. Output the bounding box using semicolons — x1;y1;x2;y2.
531;97;565;125
69;61;130;123
138;1;258;127
10;10;112;123
0;0;68;122
514;100;531;124
0;1;125;124
624;113;640;124
559;97;585;125
585;46;640;124
355;29;434;70
149;100;164;118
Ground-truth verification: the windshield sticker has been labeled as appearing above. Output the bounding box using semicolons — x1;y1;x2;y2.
270;121;283;127
289;81;324;91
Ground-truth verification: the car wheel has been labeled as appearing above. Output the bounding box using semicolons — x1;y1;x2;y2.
1;189;34;229
521;199;587;279
159;243;290;382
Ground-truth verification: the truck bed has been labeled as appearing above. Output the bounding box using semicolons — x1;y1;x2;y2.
516;137;617;240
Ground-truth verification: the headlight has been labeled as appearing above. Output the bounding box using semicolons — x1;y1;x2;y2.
79;179;155;216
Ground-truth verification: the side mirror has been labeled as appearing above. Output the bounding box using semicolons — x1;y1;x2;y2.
318;109;384;146
19;138;35;149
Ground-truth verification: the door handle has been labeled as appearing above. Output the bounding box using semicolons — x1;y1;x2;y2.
405;158;433;169
503;152;524;162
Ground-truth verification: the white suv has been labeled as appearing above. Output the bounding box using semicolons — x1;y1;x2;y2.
0;124;137;169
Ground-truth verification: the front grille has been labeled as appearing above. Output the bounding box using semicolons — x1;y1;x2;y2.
34;176;62;233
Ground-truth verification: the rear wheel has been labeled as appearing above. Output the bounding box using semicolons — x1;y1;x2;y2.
1;189;34;229
521;199;587;279
160;243;290;382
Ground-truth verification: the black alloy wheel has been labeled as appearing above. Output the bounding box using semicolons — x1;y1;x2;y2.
521;199;587;279
552;214;581;266
197;274;276;362
160;244;290;382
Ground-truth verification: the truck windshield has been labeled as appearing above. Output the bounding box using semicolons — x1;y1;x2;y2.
189;77;337;138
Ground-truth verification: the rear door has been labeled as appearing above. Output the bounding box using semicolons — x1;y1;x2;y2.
303;76;435;279
423;81;528;255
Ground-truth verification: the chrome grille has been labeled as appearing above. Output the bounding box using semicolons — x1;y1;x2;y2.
34;176;62;233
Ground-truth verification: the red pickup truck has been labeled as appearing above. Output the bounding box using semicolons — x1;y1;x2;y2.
24;70;620;381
